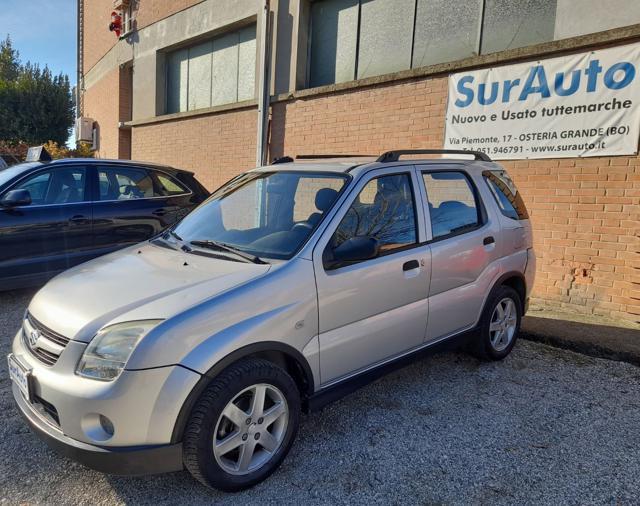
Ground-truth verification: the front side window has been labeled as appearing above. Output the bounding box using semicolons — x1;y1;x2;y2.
98;167;155;201
332;173;417;253
12;167;86;205
423;171;480;239
172;172;348;260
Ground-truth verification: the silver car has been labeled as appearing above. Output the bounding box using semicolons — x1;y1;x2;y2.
8;150;535;491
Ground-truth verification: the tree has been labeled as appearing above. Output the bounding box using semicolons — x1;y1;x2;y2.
0;35;19;82
0;35;74;146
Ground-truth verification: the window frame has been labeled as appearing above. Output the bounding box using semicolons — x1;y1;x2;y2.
322;168;423;271
419;169;487;243
1;164;91;208
163;23;257;115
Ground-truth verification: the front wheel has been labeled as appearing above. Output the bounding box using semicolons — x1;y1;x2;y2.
183;358;300;491
470;285;522;360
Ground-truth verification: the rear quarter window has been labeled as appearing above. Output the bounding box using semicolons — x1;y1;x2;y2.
483;170;529;220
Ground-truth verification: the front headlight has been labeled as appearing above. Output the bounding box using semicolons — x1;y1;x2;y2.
76;320;163;381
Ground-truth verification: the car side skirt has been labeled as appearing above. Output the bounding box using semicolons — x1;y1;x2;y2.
306;327;477;413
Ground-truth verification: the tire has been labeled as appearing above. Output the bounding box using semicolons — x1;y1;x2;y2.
183;357;301;492
470;285;522;361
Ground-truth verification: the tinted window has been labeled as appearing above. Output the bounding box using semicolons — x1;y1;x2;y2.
483;170;529;220
98;167;155;201
423;171;479;238
333;173;417;254
155;172;190;196
12;167;86;205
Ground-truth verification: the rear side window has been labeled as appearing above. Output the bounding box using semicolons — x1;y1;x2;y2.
422;171;480;239
483;170;529;220
98;167;155;201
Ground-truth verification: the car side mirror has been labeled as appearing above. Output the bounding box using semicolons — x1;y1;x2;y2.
324;236;380;270
0;189;32;208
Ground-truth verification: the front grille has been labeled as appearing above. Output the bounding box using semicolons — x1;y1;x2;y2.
23;313;70;366
27;314;70;347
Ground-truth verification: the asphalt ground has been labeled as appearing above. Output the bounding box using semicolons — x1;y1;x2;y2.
1;289;639;505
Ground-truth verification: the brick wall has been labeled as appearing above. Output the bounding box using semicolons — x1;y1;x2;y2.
82;0;204;74
82;0;118;73
131;108;258;190
268;76;639;324
83;68;120;158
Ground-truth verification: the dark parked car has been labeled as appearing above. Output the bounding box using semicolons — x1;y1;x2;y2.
0;159;209;290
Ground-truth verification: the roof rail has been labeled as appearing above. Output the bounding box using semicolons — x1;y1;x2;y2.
376;149;491;163
296;154;376;160
271;156;294;164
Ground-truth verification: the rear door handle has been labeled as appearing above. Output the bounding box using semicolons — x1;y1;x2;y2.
402;260;420;271
483;236;495;245
152;209;168;217
69;215;89;224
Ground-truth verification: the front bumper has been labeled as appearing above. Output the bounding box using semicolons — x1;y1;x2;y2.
13;382;183;475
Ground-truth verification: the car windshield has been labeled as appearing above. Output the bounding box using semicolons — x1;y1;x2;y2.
172;171;348;260
0;162;43;188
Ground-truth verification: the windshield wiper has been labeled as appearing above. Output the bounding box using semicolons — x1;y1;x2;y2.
190;240;267;264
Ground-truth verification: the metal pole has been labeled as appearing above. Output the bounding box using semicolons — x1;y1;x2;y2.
256;0;271;167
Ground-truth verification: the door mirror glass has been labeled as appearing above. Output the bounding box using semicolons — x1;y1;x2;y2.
326;236;380;269
0;189;32;208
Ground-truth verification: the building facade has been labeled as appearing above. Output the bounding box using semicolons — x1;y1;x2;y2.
79;0;640;324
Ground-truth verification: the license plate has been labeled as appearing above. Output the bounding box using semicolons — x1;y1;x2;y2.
8;354;31;402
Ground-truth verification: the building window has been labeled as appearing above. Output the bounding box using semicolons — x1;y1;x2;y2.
480;0;556;54
308;0;557;88
165;24;256;114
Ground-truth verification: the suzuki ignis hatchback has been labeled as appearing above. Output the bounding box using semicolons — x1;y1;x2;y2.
9;150;535;491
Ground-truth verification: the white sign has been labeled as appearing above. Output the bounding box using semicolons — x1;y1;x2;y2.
445;43;640;159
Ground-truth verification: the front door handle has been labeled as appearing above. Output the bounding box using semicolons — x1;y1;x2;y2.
152;209;168;217
69;215;89;224
402;259;420;271
483;236;495;245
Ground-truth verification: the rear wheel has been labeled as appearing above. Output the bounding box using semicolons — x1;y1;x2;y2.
183;358;300;491
470;285;521;360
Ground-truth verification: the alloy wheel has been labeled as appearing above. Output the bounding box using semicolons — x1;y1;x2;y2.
489;297;517;352
213;383;289;475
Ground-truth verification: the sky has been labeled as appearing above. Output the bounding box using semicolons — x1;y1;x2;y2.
1;0;77;145
1;0;77;82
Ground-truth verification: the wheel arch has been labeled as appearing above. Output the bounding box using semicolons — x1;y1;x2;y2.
489;271;527;314
171;341;314;443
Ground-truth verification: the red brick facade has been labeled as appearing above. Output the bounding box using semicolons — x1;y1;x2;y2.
131;107;258;190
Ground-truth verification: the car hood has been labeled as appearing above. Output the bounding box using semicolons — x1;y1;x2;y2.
28;242;271;342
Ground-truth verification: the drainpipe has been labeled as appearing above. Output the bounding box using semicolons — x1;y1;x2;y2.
76;0;84;119
255;0;271;167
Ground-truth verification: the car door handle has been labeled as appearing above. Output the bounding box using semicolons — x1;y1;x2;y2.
69;215;89;224
483;236;495;245
402;260;420;271
152;209;168;216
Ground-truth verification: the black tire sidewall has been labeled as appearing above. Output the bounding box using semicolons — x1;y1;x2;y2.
185;359;301;492
480;285;522;360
